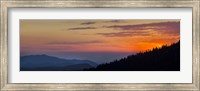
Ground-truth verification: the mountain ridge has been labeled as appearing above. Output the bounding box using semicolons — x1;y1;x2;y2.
20;54;97;71
20;41;180;71
85;41;180;71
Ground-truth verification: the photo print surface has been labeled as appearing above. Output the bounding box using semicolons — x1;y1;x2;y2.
20;19;180;71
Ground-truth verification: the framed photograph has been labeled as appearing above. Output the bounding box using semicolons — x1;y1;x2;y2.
0;0;199;91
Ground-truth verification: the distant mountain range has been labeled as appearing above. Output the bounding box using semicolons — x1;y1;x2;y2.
20;54;97;71
86;41;180;71
21;41;180;71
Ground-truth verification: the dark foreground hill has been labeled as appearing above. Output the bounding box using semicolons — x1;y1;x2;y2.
20;54;97;71
86;41;180;71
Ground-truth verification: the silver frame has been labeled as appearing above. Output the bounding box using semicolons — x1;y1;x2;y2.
0;0;199;90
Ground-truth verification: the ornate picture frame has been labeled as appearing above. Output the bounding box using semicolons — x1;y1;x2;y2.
0;0;199;90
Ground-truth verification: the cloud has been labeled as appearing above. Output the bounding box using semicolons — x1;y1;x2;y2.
105;20;121;23
67;27;96;30
104;21;180;35
47;40;104;45
81;22;96;25
97;31;150;37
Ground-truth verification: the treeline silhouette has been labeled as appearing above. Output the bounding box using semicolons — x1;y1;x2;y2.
86;41;180;71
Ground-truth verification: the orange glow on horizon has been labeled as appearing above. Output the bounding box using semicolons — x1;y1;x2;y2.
20;20;180;54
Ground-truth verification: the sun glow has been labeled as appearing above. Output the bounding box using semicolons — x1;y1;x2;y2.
20;20;180;55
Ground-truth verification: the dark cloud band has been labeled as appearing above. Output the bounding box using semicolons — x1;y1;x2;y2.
81;22;96;25
67;27;96;30
47;40;104;45
103;21;180;36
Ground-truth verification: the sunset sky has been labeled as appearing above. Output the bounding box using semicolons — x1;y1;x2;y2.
20;19;180;63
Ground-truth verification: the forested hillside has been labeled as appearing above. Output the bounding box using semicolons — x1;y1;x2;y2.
86;41;180;71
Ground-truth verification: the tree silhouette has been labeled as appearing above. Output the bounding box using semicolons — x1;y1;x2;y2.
85;40;180;71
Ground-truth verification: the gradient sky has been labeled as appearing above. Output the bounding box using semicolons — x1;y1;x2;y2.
20;19;180;63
